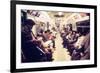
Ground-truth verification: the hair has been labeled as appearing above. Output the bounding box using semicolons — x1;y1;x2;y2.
26;19;35;26
45;30;50;33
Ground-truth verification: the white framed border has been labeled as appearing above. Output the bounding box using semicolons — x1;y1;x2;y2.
15;4;95;69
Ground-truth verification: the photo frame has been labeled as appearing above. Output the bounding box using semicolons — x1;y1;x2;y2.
11;0;97;72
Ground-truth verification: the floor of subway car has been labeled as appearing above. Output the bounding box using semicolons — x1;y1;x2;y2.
52;33;71;61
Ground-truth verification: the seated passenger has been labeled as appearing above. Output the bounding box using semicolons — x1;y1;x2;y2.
65;31;78;55
80;33;90;60
71;33;85;60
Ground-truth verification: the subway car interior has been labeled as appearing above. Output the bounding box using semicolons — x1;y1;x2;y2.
21;10;90;63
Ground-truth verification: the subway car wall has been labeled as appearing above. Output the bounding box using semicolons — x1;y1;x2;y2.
76;20;90;35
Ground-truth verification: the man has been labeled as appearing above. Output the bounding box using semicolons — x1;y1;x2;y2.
80;33;90;60
21;19;46;62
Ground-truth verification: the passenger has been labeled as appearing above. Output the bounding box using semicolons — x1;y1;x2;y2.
42;30;50;42
71;32;85;60
66;31;77;55
80;33;90;60
21;19;46;62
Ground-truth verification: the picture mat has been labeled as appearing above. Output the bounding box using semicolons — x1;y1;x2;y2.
16;4;94;69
